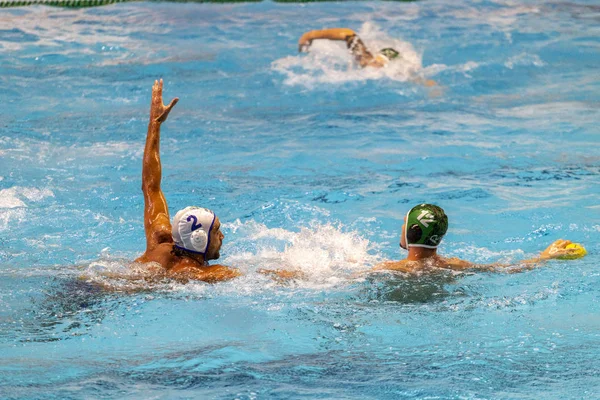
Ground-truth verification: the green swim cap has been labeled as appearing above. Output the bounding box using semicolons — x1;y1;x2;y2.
379;48;400;60
405;204;448;249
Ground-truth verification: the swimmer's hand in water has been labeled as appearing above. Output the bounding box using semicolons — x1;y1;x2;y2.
151;79;179;124
538;239;583;260
298;36;312;52
258;268;306;282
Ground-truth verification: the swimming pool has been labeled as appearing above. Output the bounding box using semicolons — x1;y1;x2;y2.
1;0;599;398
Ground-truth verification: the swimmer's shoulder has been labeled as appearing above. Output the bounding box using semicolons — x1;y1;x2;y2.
438;256;473;271
373;260;415;273
136;245;239;283
135;242;176;267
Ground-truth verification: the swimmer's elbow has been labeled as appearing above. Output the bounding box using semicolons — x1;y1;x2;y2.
340;28;357;40
337;28;356;38
141;176;161;194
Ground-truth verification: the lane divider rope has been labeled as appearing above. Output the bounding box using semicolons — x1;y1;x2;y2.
0;0;266;8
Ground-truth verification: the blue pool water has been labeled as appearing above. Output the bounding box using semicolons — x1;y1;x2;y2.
1;1;599;398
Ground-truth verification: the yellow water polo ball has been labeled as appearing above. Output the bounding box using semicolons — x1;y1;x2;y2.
557;243;587;260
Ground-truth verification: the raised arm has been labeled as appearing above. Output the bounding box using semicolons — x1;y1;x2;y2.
298;28;376;67
141;79;179;252
298;28;357;51
444;239;584;273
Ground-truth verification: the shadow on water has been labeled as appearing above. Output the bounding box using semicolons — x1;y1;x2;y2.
355;269;468;304
18;278;122;343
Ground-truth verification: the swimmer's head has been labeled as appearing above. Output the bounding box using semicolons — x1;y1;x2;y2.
378;48;400;61
172;206;224;260
400;204;448;250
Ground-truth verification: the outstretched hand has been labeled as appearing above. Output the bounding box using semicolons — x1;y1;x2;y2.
298;33;313;52
150;79;179;124
539;239;579;260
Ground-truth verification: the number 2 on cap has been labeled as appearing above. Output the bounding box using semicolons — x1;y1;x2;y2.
187;215;202;231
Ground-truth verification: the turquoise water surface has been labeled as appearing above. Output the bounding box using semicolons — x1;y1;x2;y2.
1;1;599;398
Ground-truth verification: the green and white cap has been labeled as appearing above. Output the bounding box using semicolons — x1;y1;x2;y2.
404;204;448;249
379;48;400;61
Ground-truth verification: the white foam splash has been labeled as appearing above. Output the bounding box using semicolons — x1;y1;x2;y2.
272;22;427;88
0;187;55;230
223;220;379;285
0;192;26;209
505;53;545;69
423;61;481;77
0;187;54;209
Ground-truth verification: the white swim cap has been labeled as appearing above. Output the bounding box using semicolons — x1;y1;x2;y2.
172;206;216;254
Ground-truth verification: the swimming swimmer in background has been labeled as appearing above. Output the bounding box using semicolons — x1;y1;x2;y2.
372;204;585;274
297;28;436;86
134;79;240;283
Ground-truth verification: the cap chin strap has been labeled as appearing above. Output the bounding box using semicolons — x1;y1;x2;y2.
403;209;410;250
174;245;206;255
408;243;439;250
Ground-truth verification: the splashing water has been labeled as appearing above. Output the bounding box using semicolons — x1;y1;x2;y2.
79;221;380;292
225;220;379;283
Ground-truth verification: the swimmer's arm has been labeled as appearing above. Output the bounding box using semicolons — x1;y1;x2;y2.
445;240;580;273
298;28;375;68
170;265;241;284
141;79;179;251
298;28;357;51
371;260;414;274
258;268;306;282
444;258;543;273
411;76;439;88
350;261;413;279
442;258;500;272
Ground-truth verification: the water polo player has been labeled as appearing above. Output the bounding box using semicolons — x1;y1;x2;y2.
373;204;585;274
297;28;437;86
134;80;240;283
298;28;402;68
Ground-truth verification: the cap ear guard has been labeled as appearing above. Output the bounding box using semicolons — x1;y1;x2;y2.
190;229;209;252
406;224;422;244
